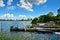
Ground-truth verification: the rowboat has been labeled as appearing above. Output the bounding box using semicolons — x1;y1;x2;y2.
37;30;53;33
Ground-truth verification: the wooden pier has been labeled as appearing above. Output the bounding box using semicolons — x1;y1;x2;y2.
10;26;60;32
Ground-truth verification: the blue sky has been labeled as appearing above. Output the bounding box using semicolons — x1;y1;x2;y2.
0;0;60;20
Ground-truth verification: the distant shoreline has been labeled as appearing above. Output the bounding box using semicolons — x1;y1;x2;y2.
0;20;31;22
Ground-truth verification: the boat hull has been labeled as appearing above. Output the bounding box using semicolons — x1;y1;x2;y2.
37;30;53;33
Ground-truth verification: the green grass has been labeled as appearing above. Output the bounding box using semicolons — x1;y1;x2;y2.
0;32;34;40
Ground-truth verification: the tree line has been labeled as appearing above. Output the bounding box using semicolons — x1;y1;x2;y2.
32;10;60;24
0;18;32;21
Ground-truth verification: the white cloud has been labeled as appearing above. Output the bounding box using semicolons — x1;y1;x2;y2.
0;0;5;7
17;0;47;12
0;13;33;20
0;13;14;19
28;0;47;5
19;15;27;19
7;0;16;10
7;0;13;6
7;6;16;10
17;0;33;12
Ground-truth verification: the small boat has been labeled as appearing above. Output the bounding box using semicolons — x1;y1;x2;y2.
55;32;60;34
37;30;53;33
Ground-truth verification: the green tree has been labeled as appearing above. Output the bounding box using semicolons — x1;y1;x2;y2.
31;18;38;24
55;14;60;20
27;18;32;21
38;15;46;22
46;12;55;21
47;12;54;16
38;12;55;23
31;12;55;24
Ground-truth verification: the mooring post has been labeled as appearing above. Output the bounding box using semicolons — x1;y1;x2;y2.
1;22;2;32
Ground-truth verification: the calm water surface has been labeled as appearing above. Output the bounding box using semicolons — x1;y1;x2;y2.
0;21;60;40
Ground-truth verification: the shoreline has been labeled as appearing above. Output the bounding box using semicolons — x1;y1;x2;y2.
0;21;31;22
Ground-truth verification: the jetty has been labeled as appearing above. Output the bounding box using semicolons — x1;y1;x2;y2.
10;26;60;32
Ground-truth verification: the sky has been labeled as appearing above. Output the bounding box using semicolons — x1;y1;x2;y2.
0;0;60;20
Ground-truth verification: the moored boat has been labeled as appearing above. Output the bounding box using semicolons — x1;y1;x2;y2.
37;30;53;33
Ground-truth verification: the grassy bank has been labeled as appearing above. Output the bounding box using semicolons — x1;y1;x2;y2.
0;32;34;40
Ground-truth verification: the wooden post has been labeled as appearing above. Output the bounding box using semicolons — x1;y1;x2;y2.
1;22;2;32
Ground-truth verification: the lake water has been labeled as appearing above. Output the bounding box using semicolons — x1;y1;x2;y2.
0;21;60;40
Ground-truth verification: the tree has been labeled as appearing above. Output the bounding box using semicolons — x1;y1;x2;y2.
27;18;32;21
31;18;38;24
31;12;57;24
55;14;60;20
38;12;55;23
54;14;60;24
47;12;55;21
47;12;54;16
38;15;47;22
